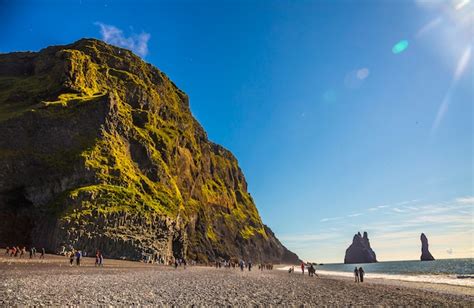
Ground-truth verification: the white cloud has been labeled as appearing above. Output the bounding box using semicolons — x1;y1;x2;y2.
320;217;342;222
456;196;474;204
347;213;362;217
392;207;406;213
95;22;150;57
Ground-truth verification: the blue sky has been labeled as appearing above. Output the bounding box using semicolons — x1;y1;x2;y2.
1;0;472;262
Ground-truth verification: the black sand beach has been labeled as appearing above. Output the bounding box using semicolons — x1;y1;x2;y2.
0;255;472;306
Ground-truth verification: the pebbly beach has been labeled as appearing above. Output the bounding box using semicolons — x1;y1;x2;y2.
1;254;472;306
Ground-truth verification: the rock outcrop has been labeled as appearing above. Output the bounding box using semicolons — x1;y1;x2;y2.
344;232;377;264
0;39;299;264
420;233;435;261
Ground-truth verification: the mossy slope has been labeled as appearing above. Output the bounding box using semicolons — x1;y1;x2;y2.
0;39;299;263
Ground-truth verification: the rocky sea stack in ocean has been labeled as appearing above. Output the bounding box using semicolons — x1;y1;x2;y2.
0;39;299;263
344;232;377;264
420;233;435;261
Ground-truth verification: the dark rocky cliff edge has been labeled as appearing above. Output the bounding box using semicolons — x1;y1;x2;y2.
0;39;299;264
344;232;377;264
420;233;435;261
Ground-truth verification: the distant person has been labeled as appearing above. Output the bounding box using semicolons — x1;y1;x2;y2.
309;263;316;277
174;259;178;269
75;250;81;266
5;247;9;255
358;267;365;282
95;251;100;267
354;267;359;282
99;252;104;267
40;248;45;259
248;261;252;271
32;247;36;258
301;262;305;275
29;247;33;259
239;260;244;271
70;252;75;266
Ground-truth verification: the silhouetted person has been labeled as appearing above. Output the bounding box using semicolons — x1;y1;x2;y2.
40;248;45;259
358;267;364;282
70;252;75;266
99;252;104;267
75;250;81;266
309;263;317;277
354;267;359;282
301;262;305;275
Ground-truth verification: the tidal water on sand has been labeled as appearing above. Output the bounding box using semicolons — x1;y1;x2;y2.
316;258;474;286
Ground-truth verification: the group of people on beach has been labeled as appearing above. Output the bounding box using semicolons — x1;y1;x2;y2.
5;246;45;259
211;259;274;272
65;249;104;267
354;267;365;282
174;258;187;269
289;262;319;277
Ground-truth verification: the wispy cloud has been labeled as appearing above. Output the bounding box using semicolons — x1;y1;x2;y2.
95;22;150;57
347;213;362;217
456;196;474;204
392;207;406;213
320;217;342;222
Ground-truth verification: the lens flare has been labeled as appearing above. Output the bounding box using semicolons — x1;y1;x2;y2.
392;40;409;54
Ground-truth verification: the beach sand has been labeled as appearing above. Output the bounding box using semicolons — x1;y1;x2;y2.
0;254;472;306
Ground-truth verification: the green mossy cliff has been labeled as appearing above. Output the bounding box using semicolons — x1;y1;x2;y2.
0;39;299;263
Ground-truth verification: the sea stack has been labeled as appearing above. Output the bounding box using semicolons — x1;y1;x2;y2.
344;231;377;264
420;233;435;261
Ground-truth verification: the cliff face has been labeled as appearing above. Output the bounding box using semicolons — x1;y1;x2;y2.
0;39;299;263
344;232;377;264
420;233;435;261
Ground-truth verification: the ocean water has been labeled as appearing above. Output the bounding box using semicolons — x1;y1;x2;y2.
281;258;474;287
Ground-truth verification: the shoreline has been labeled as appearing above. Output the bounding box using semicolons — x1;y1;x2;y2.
1;254;473;305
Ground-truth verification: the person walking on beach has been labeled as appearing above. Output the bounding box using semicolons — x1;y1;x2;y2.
354;267;359;282
99;251;104;267
301;262;305;275
95;251;100;267
248;261;252;271
309;263;317;277
70;251;75;266
75;250;81;266
40;248;45;259
358;267;365;282
239;260;244;271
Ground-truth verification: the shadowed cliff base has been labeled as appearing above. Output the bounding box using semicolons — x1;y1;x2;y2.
0;39;299;264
